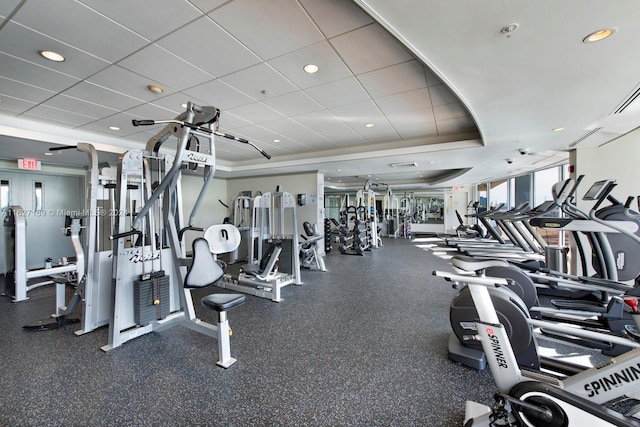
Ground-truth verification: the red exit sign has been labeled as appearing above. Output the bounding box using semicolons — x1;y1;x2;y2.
17;158;42;171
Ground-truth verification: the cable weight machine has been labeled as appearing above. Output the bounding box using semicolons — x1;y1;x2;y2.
104;102;270;366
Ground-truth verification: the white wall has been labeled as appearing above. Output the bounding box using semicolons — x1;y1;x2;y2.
573;127;640;209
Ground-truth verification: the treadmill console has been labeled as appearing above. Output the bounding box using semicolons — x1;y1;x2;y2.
583;179;616;201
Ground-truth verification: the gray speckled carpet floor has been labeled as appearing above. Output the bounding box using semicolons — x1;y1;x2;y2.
0;237;497;426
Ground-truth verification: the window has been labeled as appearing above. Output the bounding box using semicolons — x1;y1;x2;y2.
477;183;487;213
34;181;43;210
0;179;9;211
489;179;508;209
533;168;560;206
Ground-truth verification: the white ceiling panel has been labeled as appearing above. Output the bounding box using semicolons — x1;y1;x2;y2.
260;118;326;147
118;44;214;91
226;102;285;124
375;88;433;116
157;16;262;78
221;63;298;99
393;121;439;140
329;23;413;75
150;92;206;116
183;80;255;110
215;111;253;130
0;97;36;115
228;124;281;141
0;22;110;79
62;82;144;111
435;116;477;135
0;52;79;92
24;105;98;127
79;0;202;41
353;121;400;142
357;61;427;98
293;110;363;145
386;110;438;139
11;0;148;62
187;0;229;14
209;0;325;60
124;103;179;123
78;111;141;136
268;41;353;89
0;0;21;17
429;83;462;107
299;0;374;38
87;65;178;103
433;102;470;121
261;91;324;117
41;94;118;119
329;99;384;124
304;77;370;109
0;77;56;104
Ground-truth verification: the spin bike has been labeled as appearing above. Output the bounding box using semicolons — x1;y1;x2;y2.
435;270;640;426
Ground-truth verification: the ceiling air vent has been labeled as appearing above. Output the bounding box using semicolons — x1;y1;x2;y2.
389;162;417;167
613;85;640;114
568;127;601;148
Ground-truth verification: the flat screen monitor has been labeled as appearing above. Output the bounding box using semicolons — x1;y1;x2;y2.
583;179;615;201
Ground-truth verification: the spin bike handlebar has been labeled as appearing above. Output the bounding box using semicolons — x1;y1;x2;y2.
132;118;272;160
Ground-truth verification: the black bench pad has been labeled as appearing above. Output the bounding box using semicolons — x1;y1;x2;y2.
201;294;246;312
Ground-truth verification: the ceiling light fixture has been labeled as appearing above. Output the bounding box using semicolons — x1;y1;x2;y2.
273;139;280;143
181;103;188;109
583;28;615;43
147;84;164;95
109;126;120;131
303;64;319;74
552;127;565;132
389;162;417;168
44;152;53;156
40;50;65;62
365;123;374;128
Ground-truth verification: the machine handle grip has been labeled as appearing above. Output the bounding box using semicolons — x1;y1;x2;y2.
48;146;76;152
109;229;142;241
178;226;204;241
132;119;155;126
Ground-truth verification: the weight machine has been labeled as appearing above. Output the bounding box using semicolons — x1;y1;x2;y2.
215;189;302;302
3;206;84;303
104;102;269;366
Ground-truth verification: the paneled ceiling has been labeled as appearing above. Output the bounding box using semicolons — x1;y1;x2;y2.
1;0;638;191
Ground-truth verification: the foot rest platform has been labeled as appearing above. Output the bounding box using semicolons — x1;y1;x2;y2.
201;294;246;312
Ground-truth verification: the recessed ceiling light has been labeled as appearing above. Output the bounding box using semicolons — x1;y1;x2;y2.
181;103;188;109
337;180;342;183
583;28;615;43
273;139;280;143
552;127;565;132
303;64;319;74
40;50;65;62
365;123;374;128
109;126;120;131
44;152;53;156
147;84;164;94
336;169;341;172
429;161;436;164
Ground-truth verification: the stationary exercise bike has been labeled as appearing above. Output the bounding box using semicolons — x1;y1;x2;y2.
435;270;640;426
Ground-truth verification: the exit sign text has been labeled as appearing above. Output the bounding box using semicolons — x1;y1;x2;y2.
17;158;42;171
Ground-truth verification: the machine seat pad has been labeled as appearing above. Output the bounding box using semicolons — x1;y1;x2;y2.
184;238;224;288
201;294;246;312
452;255;509;272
